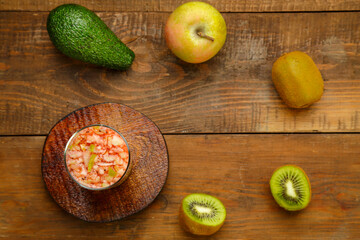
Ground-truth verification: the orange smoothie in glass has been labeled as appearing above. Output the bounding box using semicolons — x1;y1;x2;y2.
65;125;130;190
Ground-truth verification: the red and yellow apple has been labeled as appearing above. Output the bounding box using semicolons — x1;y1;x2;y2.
165;2;227;63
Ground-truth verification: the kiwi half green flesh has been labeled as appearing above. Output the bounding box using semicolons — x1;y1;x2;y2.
270;165;311;211
179;193;226;236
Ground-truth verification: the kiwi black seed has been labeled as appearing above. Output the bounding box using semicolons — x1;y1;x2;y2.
179;193;226;236
270;165;311;211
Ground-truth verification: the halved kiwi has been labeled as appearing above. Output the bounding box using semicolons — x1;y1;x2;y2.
270;165;311;211
179;193;226;236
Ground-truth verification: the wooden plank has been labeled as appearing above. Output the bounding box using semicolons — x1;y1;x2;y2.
1;0;360;12
0;12;360;135
0;134;359;239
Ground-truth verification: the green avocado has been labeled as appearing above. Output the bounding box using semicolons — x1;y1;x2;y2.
47;4;135;70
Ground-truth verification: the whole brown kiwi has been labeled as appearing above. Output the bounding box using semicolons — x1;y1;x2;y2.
272;51;324;108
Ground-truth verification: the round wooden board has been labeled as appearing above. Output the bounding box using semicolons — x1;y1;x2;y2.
42;103;169;222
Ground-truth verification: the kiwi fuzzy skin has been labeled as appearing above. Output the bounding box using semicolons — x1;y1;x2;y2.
270;165;312;211
179;198;225;236
272;51;324;108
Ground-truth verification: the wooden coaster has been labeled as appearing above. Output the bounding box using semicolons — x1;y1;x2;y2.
42;103;169;222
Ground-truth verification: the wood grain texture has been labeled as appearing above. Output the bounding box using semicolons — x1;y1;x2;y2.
1;134;360;239
42;103;168;222
1;0;360;12
0;12;360;135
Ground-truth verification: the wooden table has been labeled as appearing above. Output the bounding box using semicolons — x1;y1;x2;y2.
1;0;360;239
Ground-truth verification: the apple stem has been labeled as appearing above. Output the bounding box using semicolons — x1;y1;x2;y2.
197;32;214;42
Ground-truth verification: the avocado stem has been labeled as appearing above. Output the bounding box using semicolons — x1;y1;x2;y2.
197;32;214;42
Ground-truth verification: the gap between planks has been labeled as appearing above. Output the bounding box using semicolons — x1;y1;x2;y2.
0;10;360;13
2;132;360;138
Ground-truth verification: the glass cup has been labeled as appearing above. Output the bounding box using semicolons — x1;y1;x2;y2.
64;124;132;191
